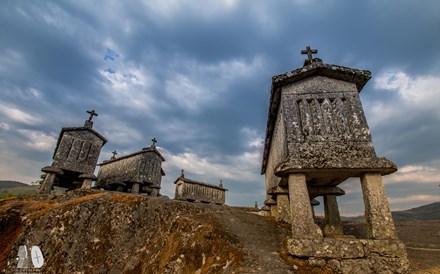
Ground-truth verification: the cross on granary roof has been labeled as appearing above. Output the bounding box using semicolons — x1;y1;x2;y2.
301;45;318;62
111;150;117;159
151;137;157;147
86;110;98;122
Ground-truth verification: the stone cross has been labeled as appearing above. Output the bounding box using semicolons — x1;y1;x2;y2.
301;46;318;62
86;110;98;122
219;179;223;188
180;169;185;178
151;138;157;147
111;150;117;160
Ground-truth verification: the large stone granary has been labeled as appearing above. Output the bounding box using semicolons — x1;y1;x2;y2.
39;110;107;193
261;47;409;272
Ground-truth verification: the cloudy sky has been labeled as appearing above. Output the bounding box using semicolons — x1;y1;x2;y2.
1;0;439;215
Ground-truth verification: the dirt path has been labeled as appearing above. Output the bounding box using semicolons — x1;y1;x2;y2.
213;209;295;273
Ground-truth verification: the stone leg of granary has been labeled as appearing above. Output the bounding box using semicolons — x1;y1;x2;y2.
39;172;57;194
116;186;124;192
277;194;290;223
361;172;397;239
81;178;93;189
323;195;343;237
271;205;279;219
151;188;159;196
288;173;322;239
132;183;140;194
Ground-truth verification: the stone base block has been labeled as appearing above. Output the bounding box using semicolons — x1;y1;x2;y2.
287;238;409;273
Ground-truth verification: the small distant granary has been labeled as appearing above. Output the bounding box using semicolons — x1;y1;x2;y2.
96;138;165;196
39;110;107;193
174;170;227;205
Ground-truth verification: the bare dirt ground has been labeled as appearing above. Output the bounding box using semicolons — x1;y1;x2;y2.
396;221;440;274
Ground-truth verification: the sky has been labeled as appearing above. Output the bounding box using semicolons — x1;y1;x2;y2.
0;0;439;215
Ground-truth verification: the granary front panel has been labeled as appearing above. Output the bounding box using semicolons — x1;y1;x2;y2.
275;75;389;177
53;130;104;174
141;153;163;185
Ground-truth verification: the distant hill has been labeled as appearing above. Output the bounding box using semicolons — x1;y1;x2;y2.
0;180;29;189
392;202;440;221
343;202;440;222
0;180;66;195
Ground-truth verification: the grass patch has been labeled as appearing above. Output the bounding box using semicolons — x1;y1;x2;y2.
0;192;31;201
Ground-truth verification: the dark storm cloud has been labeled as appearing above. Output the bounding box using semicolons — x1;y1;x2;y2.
1;0;439;209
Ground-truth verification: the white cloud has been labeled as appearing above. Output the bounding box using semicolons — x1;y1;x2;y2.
99;115;144;146
0;122;10;131
0;103;42;125
240;127;264;149
99;61;161;113
165;57;265;112
0;149;43;183
17;129;57;152
0;49;25;74
140;0;238;21
161;145;262;184
386;164;440;185
388;194;440;206
165;74;211;111
374;71;440;118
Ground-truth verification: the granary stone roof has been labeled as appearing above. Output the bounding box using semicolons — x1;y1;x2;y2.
53;126;107;159
261;60;372;174
173;176;228;191
98;146;166;175
99;146;165;165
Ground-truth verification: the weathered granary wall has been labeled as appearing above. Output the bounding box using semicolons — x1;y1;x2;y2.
264;107;287;200
175;179;226;205
281;76;376;164
97;151;163;187
53;130;105;174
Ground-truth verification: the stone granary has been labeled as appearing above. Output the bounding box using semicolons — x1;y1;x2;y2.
174;170;227;205
96;139;165;196
39;110;107;193
261;47;409;272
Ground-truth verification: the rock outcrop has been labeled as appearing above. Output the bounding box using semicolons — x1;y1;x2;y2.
0;190;245;273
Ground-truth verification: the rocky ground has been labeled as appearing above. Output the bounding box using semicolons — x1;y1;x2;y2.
1;190;439;273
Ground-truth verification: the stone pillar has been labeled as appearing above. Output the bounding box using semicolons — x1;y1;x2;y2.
81;179;93;189
39;166;63;194
277;194;290;223
116;186;124;192
288;173;322;239
323;195;343;237
79;173;97;189
310;198;320;222
39;172;57;194
271;205;279;219
132;182;140;194
360;172;397;239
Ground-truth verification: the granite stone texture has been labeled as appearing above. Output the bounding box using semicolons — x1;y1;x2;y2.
174;175;227;205
96;146;165;196
287;238;409;273
39;117;107;193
